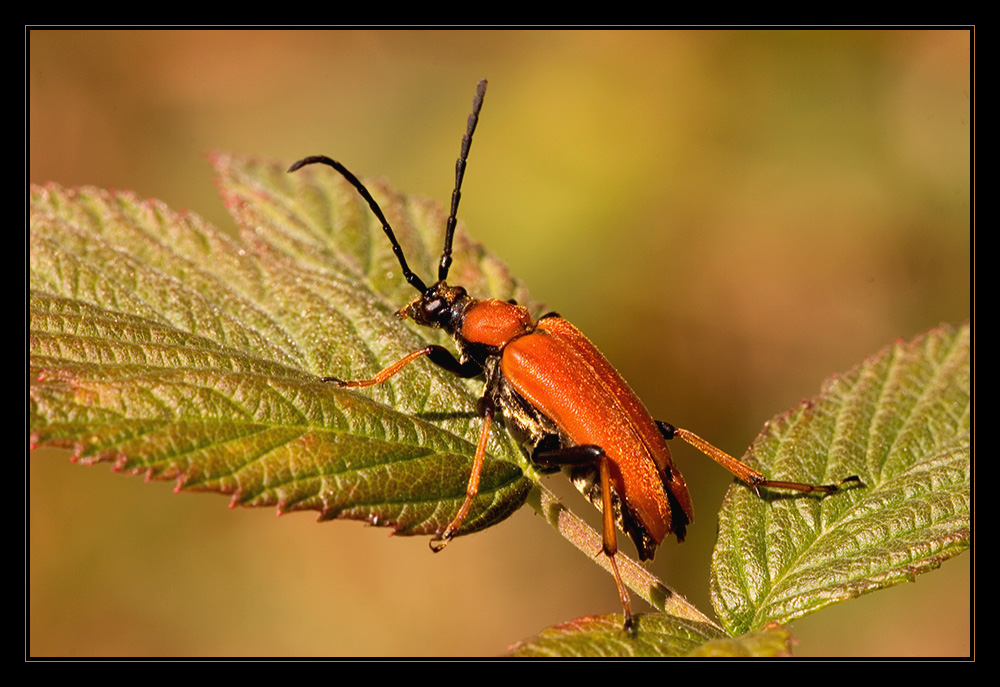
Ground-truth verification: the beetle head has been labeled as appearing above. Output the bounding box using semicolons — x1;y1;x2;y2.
400;282;472;333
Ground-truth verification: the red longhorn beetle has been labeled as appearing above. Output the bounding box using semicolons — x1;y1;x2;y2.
289;80;859;631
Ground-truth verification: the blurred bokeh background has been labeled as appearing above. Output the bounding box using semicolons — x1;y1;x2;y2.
29;29;970;656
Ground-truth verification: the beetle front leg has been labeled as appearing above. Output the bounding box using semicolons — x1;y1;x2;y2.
325;345;490;549
532;443;635;632
322;345;482;387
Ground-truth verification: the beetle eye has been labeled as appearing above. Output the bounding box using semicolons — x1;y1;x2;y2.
423;297;443;318
418;296;449;326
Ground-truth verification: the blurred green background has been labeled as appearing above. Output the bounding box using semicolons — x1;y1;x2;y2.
29;29;970;657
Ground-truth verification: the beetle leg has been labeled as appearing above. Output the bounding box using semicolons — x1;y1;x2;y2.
322;345;481;386
598;454;634;631
532;443;635;632
531;446;619;555
656;421;862;494
430;361;502;552
430;403;494;552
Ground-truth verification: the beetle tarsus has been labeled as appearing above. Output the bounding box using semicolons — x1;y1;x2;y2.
622;613;636;633
824;474;865;492
429;532;453;553
607;552;635;633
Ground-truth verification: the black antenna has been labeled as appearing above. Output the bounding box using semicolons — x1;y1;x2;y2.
439;79;488;282
288;155;429;294
288;80;488;293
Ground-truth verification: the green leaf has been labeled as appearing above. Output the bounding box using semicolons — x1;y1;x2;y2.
710;322;971;636
29;154;538;539
505;612;796;657
505;614;729;658
686;626;796;657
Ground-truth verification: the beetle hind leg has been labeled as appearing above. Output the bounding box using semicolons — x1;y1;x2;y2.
656;421;863;494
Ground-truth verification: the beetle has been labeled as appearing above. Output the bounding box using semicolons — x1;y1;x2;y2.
289;79;859;631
